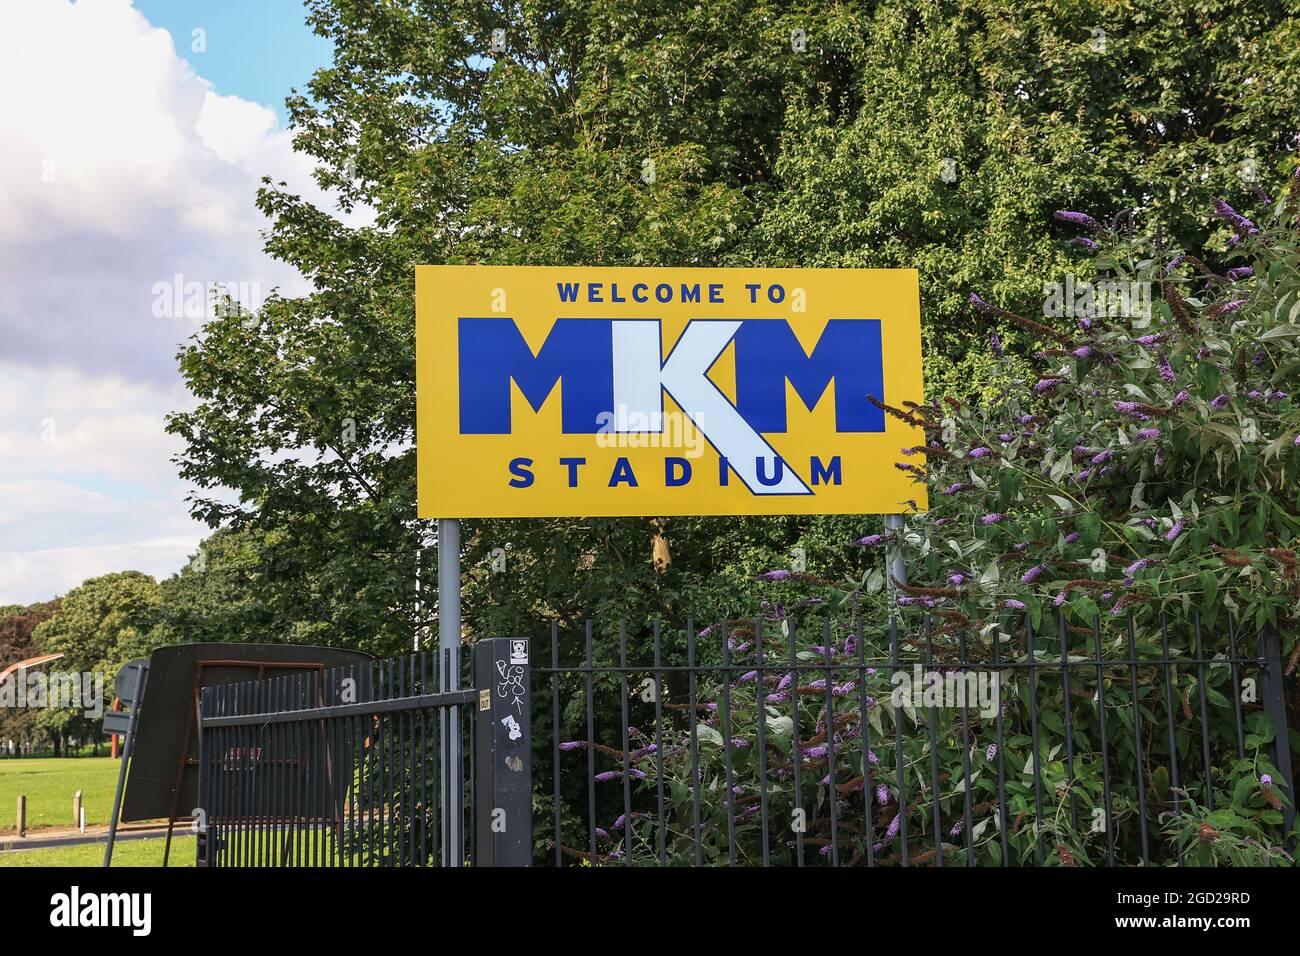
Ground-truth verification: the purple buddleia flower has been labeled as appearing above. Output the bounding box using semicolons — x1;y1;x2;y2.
1135;427;1160;442
1252;350;1266;365
867;749;880;765
738;670;759;684
876;784;890;807
1072;346;1096;360
1052;590;1069;607
758;569;792;581
986;744;998;761
969;292;992;311
1054;210;1101;232
1071;236;1100;251
1261;774;1273;788
1077;316;1093;331
1164;255;1185;274
948;572;969;586
1173;390;1190;406
1247;390;1264;400
1003;599;1027;610
1021;566;1046;584
1165;518;1187;542
1034;377;1066;393
1064;531;1080;543
979;513;1004;525
1211;197;1258;234
843;633;857;656
1090;449;1114;465
1210;394;1230;409
941;482;971;495
950;820;964;837
852;534;885;547
999;432;1015;443
777;672;795;691
1124;558;1152;576
884;814;902;841
990;330;1004;356
968;447;991;458
560;741;586;751
1269;390;1288;400
1227;266;1253;281
1158;353;1175;382
594;771;620;782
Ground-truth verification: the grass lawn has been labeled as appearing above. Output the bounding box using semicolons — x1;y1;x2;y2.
0;837;194;867
0;757;122;832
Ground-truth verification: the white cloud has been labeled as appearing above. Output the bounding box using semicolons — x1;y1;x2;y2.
0;0;360;604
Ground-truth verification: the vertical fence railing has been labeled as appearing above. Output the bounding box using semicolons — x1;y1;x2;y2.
197;651;478;867
193;615;1293;867
534;611;1296;867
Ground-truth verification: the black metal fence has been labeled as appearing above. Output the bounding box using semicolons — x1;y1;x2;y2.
196;649;475;867
197;613;1296;867
534;611;1296;867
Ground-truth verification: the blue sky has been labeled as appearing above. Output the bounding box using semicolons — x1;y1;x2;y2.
0;0;363;605
133;0;332;123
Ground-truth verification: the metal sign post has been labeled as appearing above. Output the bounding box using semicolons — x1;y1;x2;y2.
103;660;148;867
438;516;462;865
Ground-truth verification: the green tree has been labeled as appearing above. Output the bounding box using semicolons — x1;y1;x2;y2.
167;0;1300;655
0;601;60;754
34;572;162;716
150;527;357;648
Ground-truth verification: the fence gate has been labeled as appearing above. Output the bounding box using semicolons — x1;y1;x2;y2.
195;638;532;867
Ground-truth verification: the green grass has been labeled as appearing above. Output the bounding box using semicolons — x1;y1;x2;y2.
0;757;123;832
0;837;194;867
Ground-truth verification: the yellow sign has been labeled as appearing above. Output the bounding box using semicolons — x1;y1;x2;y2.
416;266;926;518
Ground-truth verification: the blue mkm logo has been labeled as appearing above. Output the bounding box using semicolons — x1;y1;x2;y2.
458;317;884;436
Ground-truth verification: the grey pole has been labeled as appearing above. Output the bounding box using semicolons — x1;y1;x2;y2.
437;517;462;865
885;512;907;588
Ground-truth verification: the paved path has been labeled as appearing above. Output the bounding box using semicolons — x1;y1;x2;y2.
0;822;173;853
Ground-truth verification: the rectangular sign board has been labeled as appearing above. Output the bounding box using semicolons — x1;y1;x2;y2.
416;266;926;518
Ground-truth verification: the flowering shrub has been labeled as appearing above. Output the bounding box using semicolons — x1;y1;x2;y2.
560;175;1300;866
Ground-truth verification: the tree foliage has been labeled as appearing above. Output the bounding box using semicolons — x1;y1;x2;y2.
165;0;1300;654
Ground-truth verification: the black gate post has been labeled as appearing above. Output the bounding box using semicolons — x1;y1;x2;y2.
195;686;211;867
473;638;532;866
1260;624;1296;845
